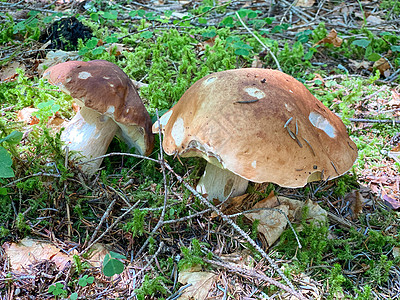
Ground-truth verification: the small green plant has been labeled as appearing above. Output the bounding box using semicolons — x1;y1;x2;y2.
123;209;148;237
78;274;95;287
134;274;168;300
178;239;208;271
0;131;22;178
102;251;126;277
327;264;346;300
48;282;68;298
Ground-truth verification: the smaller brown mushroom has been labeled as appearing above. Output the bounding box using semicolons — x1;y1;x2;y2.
43;60;154;174
153;68;358;201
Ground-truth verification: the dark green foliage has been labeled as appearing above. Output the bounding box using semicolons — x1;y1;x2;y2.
327;264;346;300
178;239;207;271
123;209;148;237
134;274;168;300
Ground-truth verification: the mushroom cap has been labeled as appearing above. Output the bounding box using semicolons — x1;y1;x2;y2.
43;60;154;155
154;68;358;188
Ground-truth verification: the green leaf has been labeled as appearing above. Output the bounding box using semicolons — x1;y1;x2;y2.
352;39;370;49
109;251;126;259
92;46;105;55
264;17;275;24
391;45;400;52
367;53;381;62
90;13;99;22
140;31;153;39
137;9;146;17
198;17;207;24
234;48;250;56
102;253;125;277
129;10;138;17
43;16;54;24
70;292;78;300
201;30;216;39
0;188;7;195
86;38;99;49
247;11;258;19
105;35;118;43
221;16;234;27
103;11;118;20
78;48;89;55
0;131;23;145
48;285;55;293
0;147;15;178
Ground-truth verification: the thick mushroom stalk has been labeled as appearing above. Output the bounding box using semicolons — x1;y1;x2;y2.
61;107;119;174
196;163;249;201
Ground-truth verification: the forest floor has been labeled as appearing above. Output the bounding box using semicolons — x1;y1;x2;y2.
0;0;399;299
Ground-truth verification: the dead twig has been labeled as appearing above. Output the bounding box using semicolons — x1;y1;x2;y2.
349;118;400;124
203;258;306;300
235;12;282;72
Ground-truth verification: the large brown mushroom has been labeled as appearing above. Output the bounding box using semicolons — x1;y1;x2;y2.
43;60;154;174
153;68;358;201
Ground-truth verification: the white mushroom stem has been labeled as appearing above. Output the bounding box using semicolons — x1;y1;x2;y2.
196;162;249;201
61;106;119;174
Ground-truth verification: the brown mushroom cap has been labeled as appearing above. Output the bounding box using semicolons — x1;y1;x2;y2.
155;68;357;188
43;60;154;155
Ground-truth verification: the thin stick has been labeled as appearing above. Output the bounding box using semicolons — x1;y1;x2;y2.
203;258;306;300
79;152;161;166
235;12;282;72
349;118;400;124
86;199;117;248
133;242;165;280
79;204;138;255
163;162;299;294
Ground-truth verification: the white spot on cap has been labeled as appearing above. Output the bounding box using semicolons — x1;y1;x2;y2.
106;106;115;114
78;72;92;79
171;117;185;147
309;111;336;138
285;103;293;111
66;76;72;83
204;76;217;85
251;160;257;168
103;76;110;79
289;90;293;93
244;87;265;99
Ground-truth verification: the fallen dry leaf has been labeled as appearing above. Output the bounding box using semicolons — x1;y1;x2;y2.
366;15;383;25
2;238;111;274
345;190;364;220
349;59;371;70
295;0;315;7
245;195;327;247
315;29;342;47
251;55;263;68
1;61;26;82
393;247;400;258
17;107;39;125
3;238;74;272
178;267;217;300
107;43;127;56
383;194;400;210
373;57;390;75
37;50;79;76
